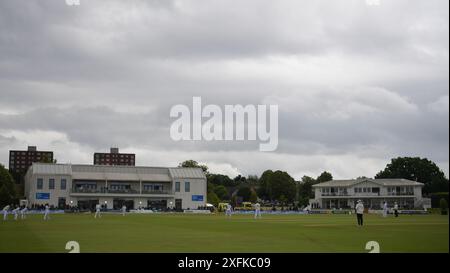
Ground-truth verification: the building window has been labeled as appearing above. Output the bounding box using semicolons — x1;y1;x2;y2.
143;184;163;192
49;179;55;190
37;178;43;190
185;182;190;192
175;182;181;192
61;179;67;190
388;187;395;195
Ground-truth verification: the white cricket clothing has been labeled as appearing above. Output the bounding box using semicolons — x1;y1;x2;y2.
2;205;9;221
355;203;364;214
382;203;388;217
12;208;20;220
303;205;311;213
20;207;28;219
225;204;232;217
254;203;261;219
95;204;102;218
44;205;50;220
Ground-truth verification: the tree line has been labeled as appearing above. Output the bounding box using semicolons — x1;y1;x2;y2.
0;157;448;207
179;157;449;207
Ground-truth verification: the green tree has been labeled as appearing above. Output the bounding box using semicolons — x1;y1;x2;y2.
258;170;296;202
207;181;215;192
257;170;274;200
356;176;371;179
237;185;252;201
250;190;258;203
317;171;333;183
246;175;259;186
179;160;209;173
375;157;449;195
214;185;229;200
279;195;288;208
0;164;16;207
207;191;220;206
298;176;316;207
231;195;238;207
234;175;247;184
208;174;236;187
273;171;297;202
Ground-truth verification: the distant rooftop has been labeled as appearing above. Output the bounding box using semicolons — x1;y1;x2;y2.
28;146;37;151
10;146;52;152
26;163;206;181
312;178;424;187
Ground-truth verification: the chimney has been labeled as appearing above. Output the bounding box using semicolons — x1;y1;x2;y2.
110;147;119;154
28;146;37;152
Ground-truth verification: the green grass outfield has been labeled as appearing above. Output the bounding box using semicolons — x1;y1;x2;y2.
0;213;448;253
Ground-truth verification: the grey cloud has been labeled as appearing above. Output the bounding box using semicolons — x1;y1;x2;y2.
0;0;448;178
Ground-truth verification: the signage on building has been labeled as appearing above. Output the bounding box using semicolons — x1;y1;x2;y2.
36;192;50;200
192;195;204;201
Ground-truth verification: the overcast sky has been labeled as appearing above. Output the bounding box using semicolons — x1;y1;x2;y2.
0;0;448;180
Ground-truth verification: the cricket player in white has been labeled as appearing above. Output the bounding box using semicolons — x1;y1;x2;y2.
121;205;126;216
20;206;28;220
95;204;102;218
355;200;364;227
394;202;399;217
382;201;388;217
2;205;10;221
303;204;311;214
43;204;50;220
254;203;261;219
225;204;232;218
12;207;20;221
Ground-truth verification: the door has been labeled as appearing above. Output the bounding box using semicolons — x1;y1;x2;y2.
175;199;182;211
58;197;66;209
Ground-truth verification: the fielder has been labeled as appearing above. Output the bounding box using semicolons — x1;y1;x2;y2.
303;204;311;214
121;205;127;216
355;200;364;227
225;204;232;218
12;207;20;221
43;204;51;220
394;202;399;217
20;206;28;220
382;201;388;217
2;205;10;221
94;204;102;218
254;203;261;219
